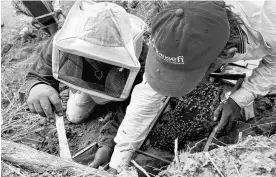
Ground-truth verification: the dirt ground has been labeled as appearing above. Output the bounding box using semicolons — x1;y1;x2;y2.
1;1;276;177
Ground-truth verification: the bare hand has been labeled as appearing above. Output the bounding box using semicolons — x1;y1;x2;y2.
107;167;118;175
27;84;63;121
213;97;241;132
90;146;113;168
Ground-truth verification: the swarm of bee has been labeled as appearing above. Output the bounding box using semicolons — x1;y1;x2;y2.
149;83;222;152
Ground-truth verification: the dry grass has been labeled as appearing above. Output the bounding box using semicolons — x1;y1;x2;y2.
1;39;44;144
1;44;43;176
1;1;275;177
118;0;168;25
158;135;276;177
2;161;24;177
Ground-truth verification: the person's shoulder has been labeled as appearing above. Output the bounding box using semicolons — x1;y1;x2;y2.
45;35;55;47
41;35;56;57
225;0;275;19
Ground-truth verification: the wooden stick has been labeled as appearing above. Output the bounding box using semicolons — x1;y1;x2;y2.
135;149;171;164
205;152;224;177
256;143;276;152
131;160;150;177
55;113;71;159
230;159;241;177
72;142;97;159
189;137;207;152
35;12;55;20
174;138;180;168
204;126;218;152
1;140;113;177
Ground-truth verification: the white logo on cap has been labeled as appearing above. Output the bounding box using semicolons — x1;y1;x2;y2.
151;39;184;64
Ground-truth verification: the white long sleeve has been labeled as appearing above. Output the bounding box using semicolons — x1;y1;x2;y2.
226;0;276;107
109;75;165;172
231;54;276;107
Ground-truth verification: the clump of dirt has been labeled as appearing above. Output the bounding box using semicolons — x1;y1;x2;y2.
158;135;276;177
255;97;275;117
148;83;222;152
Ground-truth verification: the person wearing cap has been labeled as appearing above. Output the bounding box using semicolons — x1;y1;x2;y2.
21;1;146;168
108;0;276;173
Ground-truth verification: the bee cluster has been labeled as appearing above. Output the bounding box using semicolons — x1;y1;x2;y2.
148;83;222;152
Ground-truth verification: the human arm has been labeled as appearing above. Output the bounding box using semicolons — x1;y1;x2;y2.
109;75;165;172
21;37;63;119
230;54;276;107
215;53;276;132
24;37;59;95
214;0;276;132
11;0;34;24
89;119;121;168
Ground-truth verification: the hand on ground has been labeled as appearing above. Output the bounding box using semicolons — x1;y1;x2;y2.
107;167;118;175
213;97;241;132
27;84;63;121
90;146;113;168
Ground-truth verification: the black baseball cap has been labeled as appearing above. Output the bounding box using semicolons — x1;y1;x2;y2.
145;1;230;97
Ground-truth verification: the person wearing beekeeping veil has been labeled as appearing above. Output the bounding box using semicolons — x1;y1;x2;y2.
21;0;146;168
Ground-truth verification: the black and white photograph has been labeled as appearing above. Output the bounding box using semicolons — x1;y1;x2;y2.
1;0;276;176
